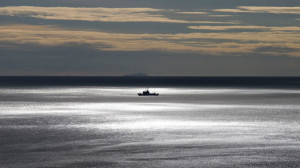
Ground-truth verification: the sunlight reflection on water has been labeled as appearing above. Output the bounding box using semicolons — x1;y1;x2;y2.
0;87;300;168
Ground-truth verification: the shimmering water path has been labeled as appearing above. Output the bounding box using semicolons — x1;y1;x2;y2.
0;87;299;168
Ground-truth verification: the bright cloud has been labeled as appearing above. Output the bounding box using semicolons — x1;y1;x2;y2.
0;6;185;23
178;12;208;15
188;26;300;31
215;6;300;14
0;6;238;24
1;24;299;57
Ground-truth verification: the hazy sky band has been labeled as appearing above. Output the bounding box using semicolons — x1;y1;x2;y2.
0;0;299;76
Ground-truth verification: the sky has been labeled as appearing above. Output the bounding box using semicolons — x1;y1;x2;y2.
0;0;299;76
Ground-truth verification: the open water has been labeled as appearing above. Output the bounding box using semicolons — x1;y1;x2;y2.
0;86;300;168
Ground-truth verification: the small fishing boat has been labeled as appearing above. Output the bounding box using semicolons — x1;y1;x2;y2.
138;89;159;96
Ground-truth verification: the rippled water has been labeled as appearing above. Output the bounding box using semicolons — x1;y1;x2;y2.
0;87;300;168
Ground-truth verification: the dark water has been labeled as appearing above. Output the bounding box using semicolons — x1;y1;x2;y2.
1;77;300;88
0;86;300;168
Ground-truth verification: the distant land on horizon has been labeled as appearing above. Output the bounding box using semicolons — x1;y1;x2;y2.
124;73;148;77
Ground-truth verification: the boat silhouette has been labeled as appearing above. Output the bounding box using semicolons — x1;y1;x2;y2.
138;89;159;96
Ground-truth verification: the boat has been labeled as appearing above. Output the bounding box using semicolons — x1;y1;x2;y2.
138;89;159;96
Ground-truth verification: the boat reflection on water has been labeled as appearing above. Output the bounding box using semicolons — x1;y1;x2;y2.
138;89;159;96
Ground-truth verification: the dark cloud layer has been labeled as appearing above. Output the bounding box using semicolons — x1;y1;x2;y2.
255;46;299;53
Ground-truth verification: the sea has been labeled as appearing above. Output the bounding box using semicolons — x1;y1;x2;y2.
0;77;300;168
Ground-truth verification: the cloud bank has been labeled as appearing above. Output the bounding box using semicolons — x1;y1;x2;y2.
0;1;300;76
188;26;300;31
0;6;240;24
215;6;300;14
0;6;185;23
1;24;299;57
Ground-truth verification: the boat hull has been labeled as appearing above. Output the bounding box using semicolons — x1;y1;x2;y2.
138;93;159;96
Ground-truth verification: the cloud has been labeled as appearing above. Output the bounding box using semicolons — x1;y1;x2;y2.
178;12;208;15
0;6;239;24
188;25;268;30
0;24;299;57
209;15;231;17
0;6;186;23
253;46;300;57
188;26;300;31
214;6;300;14
255;46;299;53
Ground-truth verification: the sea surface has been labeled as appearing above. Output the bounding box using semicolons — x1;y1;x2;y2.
0;85;300;168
